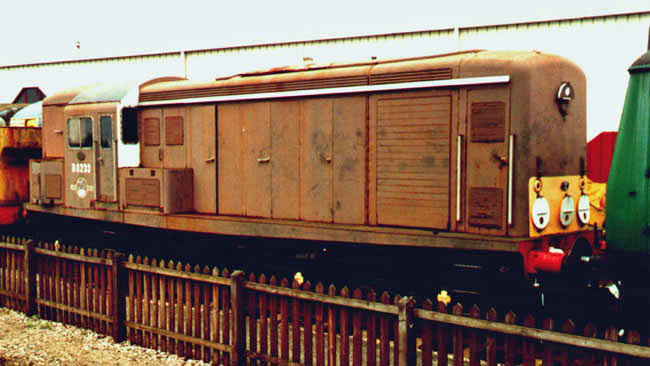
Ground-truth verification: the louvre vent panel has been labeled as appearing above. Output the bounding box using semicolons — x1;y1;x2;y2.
125;178;160;207
140;76;369;102
369;69;452;84
44;174;62;199
376;95;451;229
140;68;454;102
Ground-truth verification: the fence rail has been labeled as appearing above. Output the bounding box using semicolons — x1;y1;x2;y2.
1;235;649;366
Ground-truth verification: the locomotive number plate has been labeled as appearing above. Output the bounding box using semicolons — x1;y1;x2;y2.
71;163;91;174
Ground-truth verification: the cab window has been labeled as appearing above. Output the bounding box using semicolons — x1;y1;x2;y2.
67;117;93;148
100;116;113;149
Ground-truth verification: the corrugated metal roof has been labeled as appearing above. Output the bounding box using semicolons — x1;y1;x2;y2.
1;11;647;70
0;104;26;120
11;101;42;120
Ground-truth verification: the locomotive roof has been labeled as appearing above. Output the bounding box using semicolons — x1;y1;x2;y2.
140;50;484;94
137;50;574;104
68;81;140;105
42;84;96;106
42;50;578;107
43;77;185;106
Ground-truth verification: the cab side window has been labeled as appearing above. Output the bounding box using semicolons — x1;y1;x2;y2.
67;117;93;148
100;116;113;149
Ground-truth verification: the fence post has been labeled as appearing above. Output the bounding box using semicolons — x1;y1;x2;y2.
231;270;246;366
398;296;415;366
111;252;126;343
23;240;36;316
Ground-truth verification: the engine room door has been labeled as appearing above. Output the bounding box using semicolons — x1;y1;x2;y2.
140;107;187;169
97;114;116;202
140;108;163;168
370;91;451;229
465;87;510;235
190;104;216;214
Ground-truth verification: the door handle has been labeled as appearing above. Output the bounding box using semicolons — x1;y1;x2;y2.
492;152;508;167
456;135;462;222
320;153;332;163
97;156;104;165
205;157;215;163
507;135;515;226
257;157;271;163
158;148;163;161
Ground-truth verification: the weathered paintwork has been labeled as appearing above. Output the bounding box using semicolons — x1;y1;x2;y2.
42;85;87;159
607;49;650;254
63;102;118;208
28;50;592;258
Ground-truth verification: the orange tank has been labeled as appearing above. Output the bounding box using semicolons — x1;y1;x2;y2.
0;126;41;224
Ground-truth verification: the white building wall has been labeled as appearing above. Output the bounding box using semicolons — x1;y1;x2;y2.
184;29;457;81
0;53;184;103
1;12;648;140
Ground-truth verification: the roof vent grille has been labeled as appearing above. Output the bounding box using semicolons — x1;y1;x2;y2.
370;68;452;85
140;68;454;102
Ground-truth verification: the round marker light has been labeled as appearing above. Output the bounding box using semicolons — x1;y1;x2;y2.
557;82;575;102
556;82;575;116
577;194;590;225
75;177;88;199
560;195;575;227
532;197;550;230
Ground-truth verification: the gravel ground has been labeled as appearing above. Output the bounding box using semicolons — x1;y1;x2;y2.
0;307;211;366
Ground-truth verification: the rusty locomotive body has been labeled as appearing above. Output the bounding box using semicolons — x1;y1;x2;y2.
25;50;602;286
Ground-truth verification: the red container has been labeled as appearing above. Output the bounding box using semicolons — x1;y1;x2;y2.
587;131;617;183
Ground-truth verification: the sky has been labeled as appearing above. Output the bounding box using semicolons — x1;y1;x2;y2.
2;0;649;66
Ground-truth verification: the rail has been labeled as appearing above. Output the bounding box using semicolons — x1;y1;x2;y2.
1;235;649;366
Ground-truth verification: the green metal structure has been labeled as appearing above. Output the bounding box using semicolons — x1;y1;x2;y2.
607;49;650;255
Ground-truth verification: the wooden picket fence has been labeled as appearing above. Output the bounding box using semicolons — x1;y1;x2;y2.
0;236;121;339
1;235;650;366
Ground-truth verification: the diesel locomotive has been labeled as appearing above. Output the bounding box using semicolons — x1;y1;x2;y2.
23;50;605;299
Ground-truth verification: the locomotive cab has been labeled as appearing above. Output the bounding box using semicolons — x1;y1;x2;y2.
31;78;187;214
